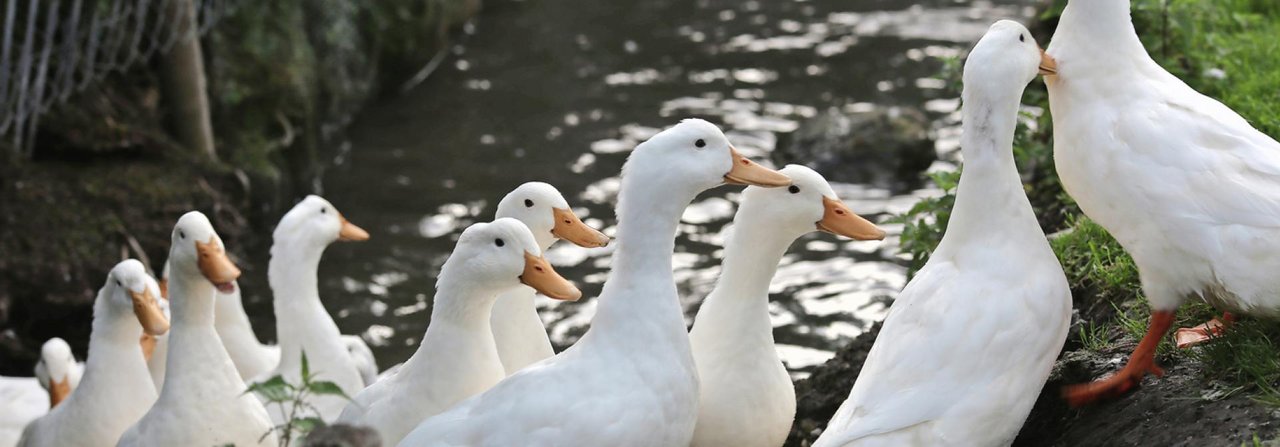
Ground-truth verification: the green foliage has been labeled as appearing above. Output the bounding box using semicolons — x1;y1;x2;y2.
1191;319;1280;405
1049;216;1141;304
245;351;352;447
889;169;959;277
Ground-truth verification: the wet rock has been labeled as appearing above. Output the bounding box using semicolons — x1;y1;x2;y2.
786;322;881;446
303;423;382;447
773;107;935;193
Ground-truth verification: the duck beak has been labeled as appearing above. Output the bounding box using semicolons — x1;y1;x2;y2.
139;334;158;361
48;376;71;408
520;252;582;301
551;207;610;248
724;147;792;187
1039;50;1058;76
816;196;886;241
338;214;370;242
158;278;168;299
196;237;241;293
130;287;170;336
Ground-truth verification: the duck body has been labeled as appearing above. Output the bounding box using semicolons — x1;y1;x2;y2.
399;119;791;447
339;218;579;445
816;21;1070;446
690;165;885;447
1047;0;1280;318
20;261;167;447
119;212;275;447
257;196;371;423
489;182;609;375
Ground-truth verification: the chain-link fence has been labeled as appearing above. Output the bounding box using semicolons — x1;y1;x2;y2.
0;0;237;157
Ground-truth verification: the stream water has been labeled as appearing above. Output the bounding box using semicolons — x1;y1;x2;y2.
238;0;1039;378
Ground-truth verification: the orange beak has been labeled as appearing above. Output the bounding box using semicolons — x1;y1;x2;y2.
520;252;582;301
158;277;168;299
139;334;158;362
816;196;886;241
724;147;792;187
196;237;241;293
338;214;370;242
47;376;71;408
1039;49;1058;76
551;207;610;248
130;287;170;336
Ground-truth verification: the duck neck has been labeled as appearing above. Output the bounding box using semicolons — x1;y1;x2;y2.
269;239;336;366
169;267;217;328
1055;0;1153;71
943;87;1040;248
693;217;794;341
77;295;153;404
587;172;699;342
410;272;503;368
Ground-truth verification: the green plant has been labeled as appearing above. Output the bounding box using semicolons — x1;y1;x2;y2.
889;169;959;277
1076;322;1111;352
245;351;352;446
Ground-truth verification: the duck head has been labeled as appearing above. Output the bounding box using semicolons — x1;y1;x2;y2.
966;20;1056;97
103;260;170;355
445;218;582;301
626;119;791;197
739;165;886;241
170;211;241;294
273;195;370;251
35;337;77;407
496;182;610;249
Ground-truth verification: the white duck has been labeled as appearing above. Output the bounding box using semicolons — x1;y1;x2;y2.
337;218;583;445
814;21;1070;447
118;211;276;447
490;182;609;375
154;263;379;387
18;260;169;447
397;119;791;447
1047;0;1280;406
0;339;81;447
256;195;371;422
689;165;885;447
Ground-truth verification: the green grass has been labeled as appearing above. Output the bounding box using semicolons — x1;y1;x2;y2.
894;0;1280;406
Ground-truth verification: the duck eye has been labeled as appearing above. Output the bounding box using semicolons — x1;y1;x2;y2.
694;139;706;148
524;199;534;208
116;280;123;287
1019;34;1026;43
788;185;800;194
178;230;186;240
321;207;327;214
495;238;505;247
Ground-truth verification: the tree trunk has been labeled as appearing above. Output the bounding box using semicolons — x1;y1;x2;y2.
160;0;215;160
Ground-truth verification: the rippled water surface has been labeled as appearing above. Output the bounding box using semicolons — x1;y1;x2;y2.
240;0;1038;377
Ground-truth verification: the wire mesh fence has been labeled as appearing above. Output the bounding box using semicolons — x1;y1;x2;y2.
0;0;238;158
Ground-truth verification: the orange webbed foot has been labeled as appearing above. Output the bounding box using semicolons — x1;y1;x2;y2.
1062;310;1175;407
1173;313;1235;349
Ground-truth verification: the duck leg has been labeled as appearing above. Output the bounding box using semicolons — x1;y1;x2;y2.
1062;310;1174;407
1173;312;1235;349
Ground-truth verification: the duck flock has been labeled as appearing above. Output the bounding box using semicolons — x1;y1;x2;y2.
5;1;1280;446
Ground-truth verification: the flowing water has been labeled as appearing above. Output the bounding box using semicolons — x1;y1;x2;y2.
239;0;1038;378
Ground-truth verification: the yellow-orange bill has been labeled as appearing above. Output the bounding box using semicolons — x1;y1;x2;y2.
520;252;582;301
724;147;791;187
1039;50;1058;76
338;214;371;242
130;288;170;336
816;196;886;241
196;237;241;292
551;207;610;248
